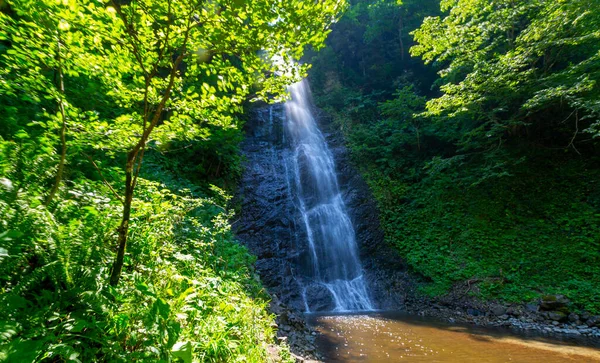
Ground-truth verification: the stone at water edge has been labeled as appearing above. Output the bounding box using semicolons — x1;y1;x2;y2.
467;308;483;317
586;315;600;328
491;306;507;316
303;284;336;312
546;311;568;322
580;312;591;321
568;313;579;323
540;295;570;311
524;303;539;313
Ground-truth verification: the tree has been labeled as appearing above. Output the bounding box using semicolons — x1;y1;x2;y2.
103;0;346;287
0;0;116;206
1;0;347;287
411;0;600;153
379;84;426;150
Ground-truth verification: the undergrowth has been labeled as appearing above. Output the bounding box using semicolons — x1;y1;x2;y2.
362;152;600;313
0;142;290;362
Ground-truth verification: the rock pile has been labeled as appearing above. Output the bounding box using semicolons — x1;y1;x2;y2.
405;294;600;338
270;295;322;362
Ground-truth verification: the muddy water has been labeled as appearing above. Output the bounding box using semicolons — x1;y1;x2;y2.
308;312;600;362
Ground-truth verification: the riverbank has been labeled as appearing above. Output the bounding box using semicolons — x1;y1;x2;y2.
268;281;600;361
404;292;600;339
269;295;600;363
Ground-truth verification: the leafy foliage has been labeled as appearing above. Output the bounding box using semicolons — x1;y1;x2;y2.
1;146;283;361
412;0;600;152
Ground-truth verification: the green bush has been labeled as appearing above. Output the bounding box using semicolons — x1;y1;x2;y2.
0;144;288;362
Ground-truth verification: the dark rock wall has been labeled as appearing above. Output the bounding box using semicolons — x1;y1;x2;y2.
233;105;306;312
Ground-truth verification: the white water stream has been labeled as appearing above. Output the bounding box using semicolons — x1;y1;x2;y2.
285;80;373;312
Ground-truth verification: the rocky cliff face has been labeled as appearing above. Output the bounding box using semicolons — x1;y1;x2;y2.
233;104;411;313
233;104;306;312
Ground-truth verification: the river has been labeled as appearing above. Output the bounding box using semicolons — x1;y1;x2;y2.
308;312;600;362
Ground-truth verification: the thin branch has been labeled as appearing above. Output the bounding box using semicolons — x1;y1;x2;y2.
157;143;194;154
83;153;124;205
559;109;576;124
150;0;173;79
567;109;581;155
46;33;68;206
131;19;195;189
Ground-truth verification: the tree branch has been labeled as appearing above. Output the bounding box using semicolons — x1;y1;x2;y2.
83;153;124;205
110;0;149;77
567;109;581;155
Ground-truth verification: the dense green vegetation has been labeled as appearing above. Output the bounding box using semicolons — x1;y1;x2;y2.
0;0;344;361
309;0;600;313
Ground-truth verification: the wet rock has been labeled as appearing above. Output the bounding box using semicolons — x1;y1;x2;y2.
304;284;336;312
580;312;591;321
546;311;568;322
270;295;285;314
491;306;507;316
467;308;483;317
568;313;579;323
524;303;539;313
586;315;600;328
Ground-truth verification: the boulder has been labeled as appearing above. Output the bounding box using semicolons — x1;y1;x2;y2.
568;313;579;323
304;284;336;312
540;295;569;311
467;308;483;317
525;303;539;313
546;311;568;322
586;315;600;328
492;306;507;316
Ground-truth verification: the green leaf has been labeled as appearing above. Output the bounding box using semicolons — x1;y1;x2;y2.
171;341;193;363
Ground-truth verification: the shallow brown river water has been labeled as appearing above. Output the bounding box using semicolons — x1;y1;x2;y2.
307;312;600;362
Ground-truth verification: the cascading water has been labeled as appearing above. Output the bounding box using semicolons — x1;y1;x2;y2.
285;80;373;312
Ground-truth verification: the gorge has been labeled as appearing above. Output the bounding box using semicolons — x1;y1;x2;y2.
234;80;405;314
3;0;600;361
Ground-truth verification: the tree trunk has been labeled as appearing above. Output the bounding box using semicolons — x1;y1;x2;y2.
398;14;405;62
106;16;189;286
109;153;135;286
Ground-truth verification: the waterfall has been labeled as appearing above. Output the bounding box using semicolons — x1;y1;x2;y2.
285;80;373;312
